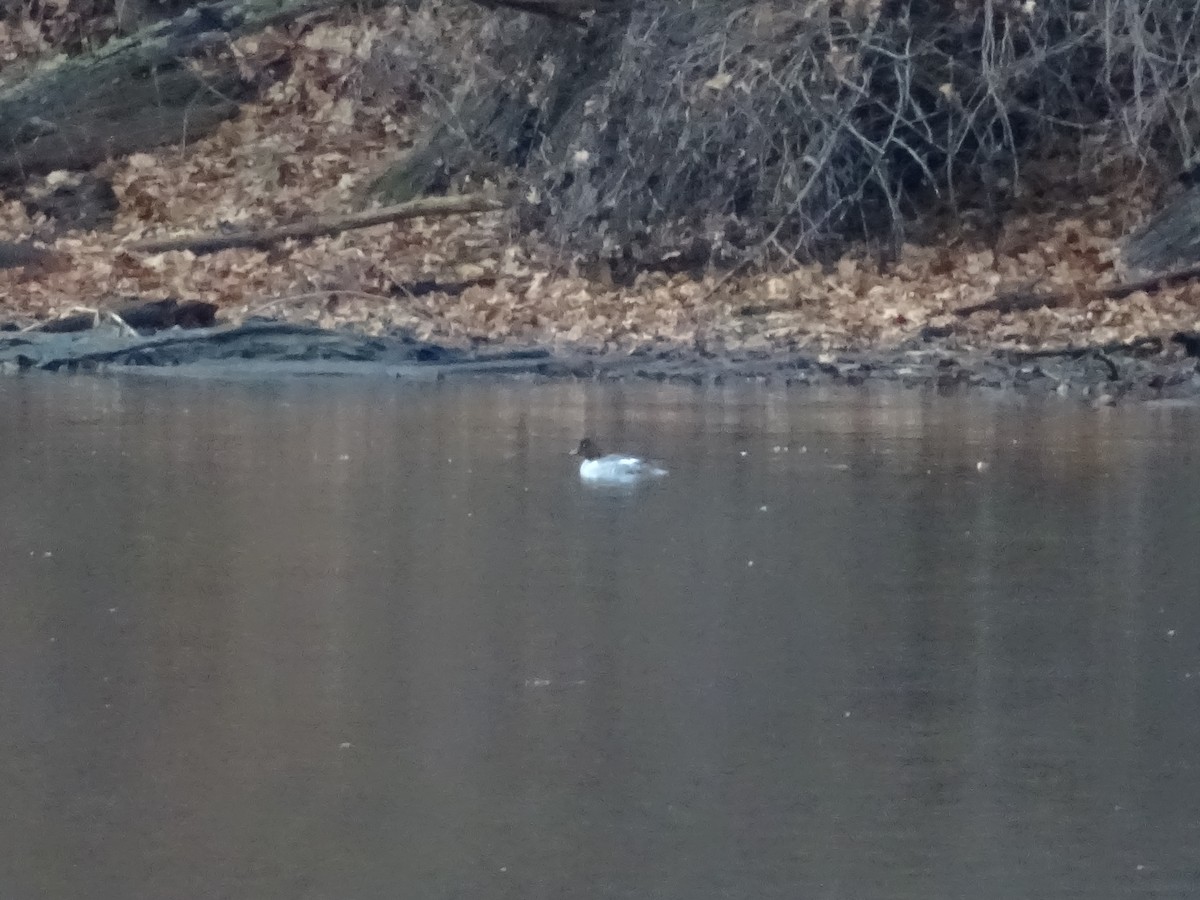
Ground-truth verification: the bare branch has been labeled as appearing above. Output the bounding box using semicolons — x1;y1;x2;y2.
126;194;504;256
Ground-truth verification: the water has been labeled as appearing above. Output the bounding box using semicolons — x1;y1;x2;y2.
1;377;1199;899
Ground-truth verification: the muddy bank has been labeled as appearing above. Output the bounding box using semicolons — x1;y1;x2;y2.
2;319;1198;402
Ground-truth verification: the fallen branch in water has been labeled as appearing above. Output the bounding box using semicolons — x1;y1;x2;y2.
126;194;504;256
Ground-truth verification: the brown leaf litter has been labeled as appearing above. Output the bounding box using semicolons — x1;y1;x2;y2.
1;7;1198;357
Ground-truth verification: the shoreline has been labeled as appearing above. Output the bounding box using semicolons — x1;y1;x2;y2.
2;319;1198;403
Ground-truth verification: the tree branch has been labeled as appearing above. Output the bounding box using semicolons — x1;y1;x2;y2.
954;261;1200;318
126;194;504;256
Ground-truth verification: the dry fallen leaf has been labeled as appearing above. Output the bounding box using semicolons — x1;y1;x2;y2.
0;6;1188;358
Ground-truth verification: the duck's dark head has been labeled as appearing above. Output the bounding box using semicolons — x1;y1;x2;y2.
570;437;603;460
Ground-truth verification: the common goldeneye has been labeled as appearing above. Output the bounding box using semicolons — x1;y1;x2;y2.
570;437;668;483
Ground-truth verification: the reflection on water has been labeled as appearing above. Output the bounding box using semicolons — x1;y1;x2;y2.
1;377;1199;899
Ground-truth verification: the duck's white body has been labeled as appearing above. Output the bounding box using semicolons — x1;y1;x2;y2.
572;438;668;484
579;454;668;483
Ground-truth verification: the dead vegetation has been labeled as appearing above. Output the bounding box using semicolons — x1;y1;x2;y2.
0;1;1199;357
397;0;1200;271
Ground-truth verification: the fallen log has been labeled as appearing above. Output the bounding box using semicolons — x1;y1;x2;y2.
126;194;504;255
30;298;218;333
1103;261;1200;299
0;241;65;271
954;287;1065;318
0;0;362;181
0;318;553;373
469;0;620;22
1121;183;1200;275
954;260;1200;319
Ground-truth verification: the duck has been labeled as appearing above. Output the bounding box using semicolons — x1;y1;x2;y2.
570;437;668;483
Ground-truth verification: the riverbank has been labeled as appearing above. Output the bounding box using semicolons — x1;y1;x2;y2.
2;7;1198;402
3;316;1197;405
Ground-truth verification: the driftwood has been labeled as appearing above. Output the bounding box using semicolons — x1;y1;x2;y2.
126;194;505;255
0;319;554;373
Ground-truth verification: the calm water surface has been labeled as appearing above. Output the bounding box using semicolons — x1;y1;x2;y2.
1;377;1199;899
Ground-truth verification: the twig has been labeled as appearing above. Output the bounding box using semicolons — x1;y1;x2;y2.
1091;350;1120;381
126;194;505;256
